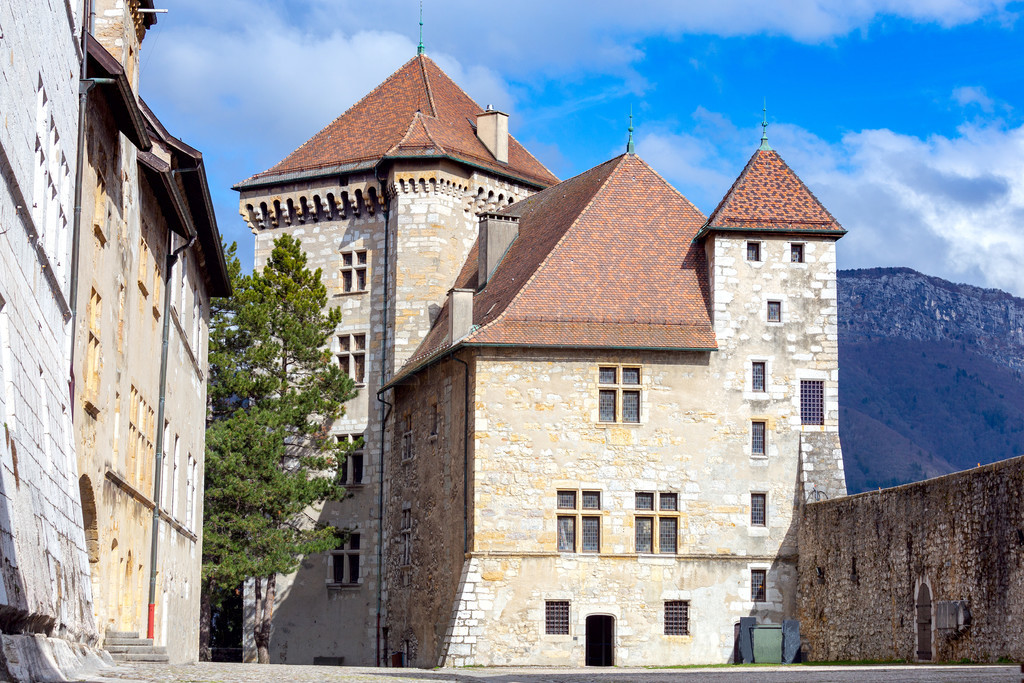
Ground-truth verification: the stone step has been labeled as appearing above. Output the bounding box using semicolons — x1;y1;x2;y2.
104;630;140;639
105;637;154;647
110;652;170;663
106;644;167;654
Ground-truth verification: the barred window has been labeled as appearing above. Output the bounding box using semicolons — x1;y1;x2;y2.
582;517;600;552
801;380;824;425
621;367;640;385
664;601;690;636
751;569;767;602
599;367;617;384
752;361;765;392
545;601;570;635
582;491;601;510
659;517;677;554
751;421;766;456
767;300;781;323
751;493;766;527
636;516;653;553
659;493;677;511
557;516;575;552
635;492;654;511
746;241;761;262
557;490;576;509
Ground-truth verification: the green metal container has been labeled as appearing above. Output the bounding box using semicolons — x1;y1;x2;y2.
752;625;783;664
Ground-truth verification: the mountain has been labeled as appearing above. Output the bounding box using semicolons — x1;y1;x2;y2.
838;267;1024;493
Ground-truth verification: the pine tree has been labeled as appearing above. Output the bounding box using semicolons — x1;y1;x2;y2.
202;236;357;663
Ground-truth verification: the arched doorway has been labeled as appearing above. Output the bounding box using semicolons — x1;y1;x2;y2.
916;583;932;661
585;615;614;666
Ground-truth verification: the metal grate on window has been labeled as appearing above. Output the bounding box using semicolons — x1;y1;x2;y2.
621;367;640;385
635;492;654;510
599;389;617;422
664;601;690;636
751;569;767;602
800;380;825;425
545;601;570;635
582;491;601;510
557;490;576;509
751;493;766;526
751;421;766;455
636;516;653;553
557;516;575;552
598;367;617;384
767;300;781;323
659;493;677;511
747;242;761;261
582;517;600;552
752;361;765;392
659;517;677;554
622;390;640;423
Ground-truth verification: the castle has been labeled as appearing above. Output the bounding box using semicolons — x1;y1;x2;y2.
235;48;845;667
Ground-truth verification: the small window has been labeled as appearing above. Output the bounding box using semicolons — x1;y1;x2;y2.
598;367;617;384
341;249;369;293
598;366;642;423
582;491;601;510
557;516;575;552
791;243;805;263
664;601;690;636
557;490;577;510
746;241;761;262
635;492;654;511
636;516;653;553
622;391;640;423
400;414;413;462
751;421;766;456
751;569;767;602
329;531;361;586
767;300;781;323
751;361;765;392
581;516;600;552
751;493;767;527
658;517;677;554
429;403;438;437
598;390;617;422
659;493;677;511
337;434;365;485
338;333;367;384
545;601;570;635
801;380;825;425
621;367;640;385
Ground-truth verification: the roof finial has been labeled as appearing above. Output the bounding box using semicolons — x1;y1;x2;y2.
627;106;635;154
759;98;772;151
417;0;424;55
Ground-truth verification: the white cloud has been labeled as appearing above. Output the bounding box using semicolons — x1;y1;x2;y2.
952;86;995;111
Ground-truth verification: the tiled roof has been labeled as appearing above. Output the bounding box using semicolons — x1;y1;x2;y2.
239;54;558;189
390;154;715;385
701;148;845;237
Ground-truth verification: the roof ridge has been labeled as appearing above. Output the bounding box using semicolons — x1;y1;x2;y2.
704;147;760;227
626;154;707;222
467;155;628;342
418;54;439;118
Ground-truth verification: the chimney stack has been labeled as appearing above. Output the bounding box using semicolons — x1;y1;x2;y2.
476;106;509;164
448;288;475;343
477;213;519;289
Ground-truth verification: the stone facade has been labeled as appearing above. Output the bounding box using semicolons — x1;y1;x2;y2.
0;0;101;677
799;455;1024;663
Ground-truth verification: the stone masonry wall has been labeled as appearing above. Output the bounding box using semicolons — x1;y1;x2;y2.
799;455;1024;663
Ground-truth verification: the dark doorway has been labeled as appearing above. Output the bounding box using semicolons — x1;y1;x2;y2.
585;615;614;666
916;583;932;661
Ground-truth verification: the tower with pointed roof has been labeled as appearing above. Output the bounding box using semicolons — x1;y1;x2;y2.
233;51;557;666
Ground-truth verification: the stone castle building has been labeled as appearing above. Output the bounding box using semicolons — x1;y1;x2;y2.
236;49;845;666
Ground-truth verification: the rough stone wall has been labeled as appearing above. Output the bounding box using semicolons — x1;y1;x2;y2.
0;0;98;657
799;455;1024;663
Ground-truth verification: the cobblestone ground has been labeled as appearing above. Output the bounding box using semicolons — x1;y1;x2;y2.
80;662;1023;683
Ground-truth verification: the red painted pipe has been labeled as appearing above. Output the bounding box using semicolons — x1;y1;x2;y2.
147;603;155;639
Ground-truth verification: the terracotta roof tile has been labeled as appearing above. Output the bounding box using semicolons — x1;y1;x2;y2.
391;154;715;384
242;55;557;188
702;148;845;236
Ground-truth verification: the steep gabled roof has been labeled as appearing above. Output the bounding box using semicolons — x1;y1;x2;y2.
698;147;845;239
236;54;558;190
390;154;715;385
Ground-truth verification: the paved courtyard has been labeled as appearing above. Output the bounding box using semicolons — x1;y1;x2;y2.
81;662;1023;683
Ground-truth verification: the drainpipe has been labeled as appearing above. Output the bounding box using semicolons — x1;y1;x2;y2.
373;160;391;667
451;355;470;554
146;170;197;640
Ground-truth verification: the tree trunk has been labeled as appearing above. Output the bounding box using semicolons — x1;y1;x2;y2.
199;580;212;661
253;574;277;664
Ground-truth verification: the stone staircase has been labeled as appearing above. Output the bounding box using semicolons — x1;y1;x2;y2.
104;630;170;663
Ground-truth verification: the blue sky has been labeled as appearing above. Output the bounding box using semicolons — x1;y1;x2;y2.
139;1;1024;295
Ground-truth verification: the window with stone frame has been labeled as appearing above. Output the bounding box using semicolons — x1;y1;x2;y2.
751;569;768;602
85;289;102;402
791;243;805;263
337;433;365;486
341;249;368;293
800;380;825;425
746;241;761;262
751;361;766;393
429;402;439;437
400;509;412;566
400;413;413;462
767;300;782;323
635;491;679;554
338;333;367;385
664;601;690;636
751;492;767;527
751;420;767;457
128;386;154;491
328;531;361;586
556;490;601;553
545;600;570;635
597;365;641;423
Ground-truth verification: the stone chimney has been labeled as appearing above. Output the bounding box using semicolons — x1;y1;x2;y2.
476;106;509;164
477;213;519;289
448;288;475;342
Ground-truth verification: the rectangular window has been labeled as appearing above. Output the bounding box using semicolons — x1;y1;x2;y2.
329;532;361;585
664;601;690;636
746;241;761;262
400;414;413;462
751;361;765;392
751;569;767;602
598;366;642;423
400;510;412;566
581;491;601;510
659;517;677;554
557;516;575;552
767;300;781;323
581;516;600;552
659;492;677;511
557;490;600;553
635;492;654;511
557;490;576;510
545;601;570;635
429;403;438;436
751;421;766;456
338;333;367;384
791;243;805;263
341;249;368;293
751;493;767;527
338;434;365;485
800;380;825;425
636;516;653;553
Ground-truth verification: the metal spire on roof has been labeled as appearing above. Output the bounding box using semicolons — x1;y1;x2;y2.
627;106;635;154
759;98;772;151
417;0;424;54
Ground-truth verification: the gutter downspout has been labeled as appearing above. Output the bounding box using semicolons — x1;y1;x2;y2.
451;355;470;554
373;160;391;667
147;170;197;640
